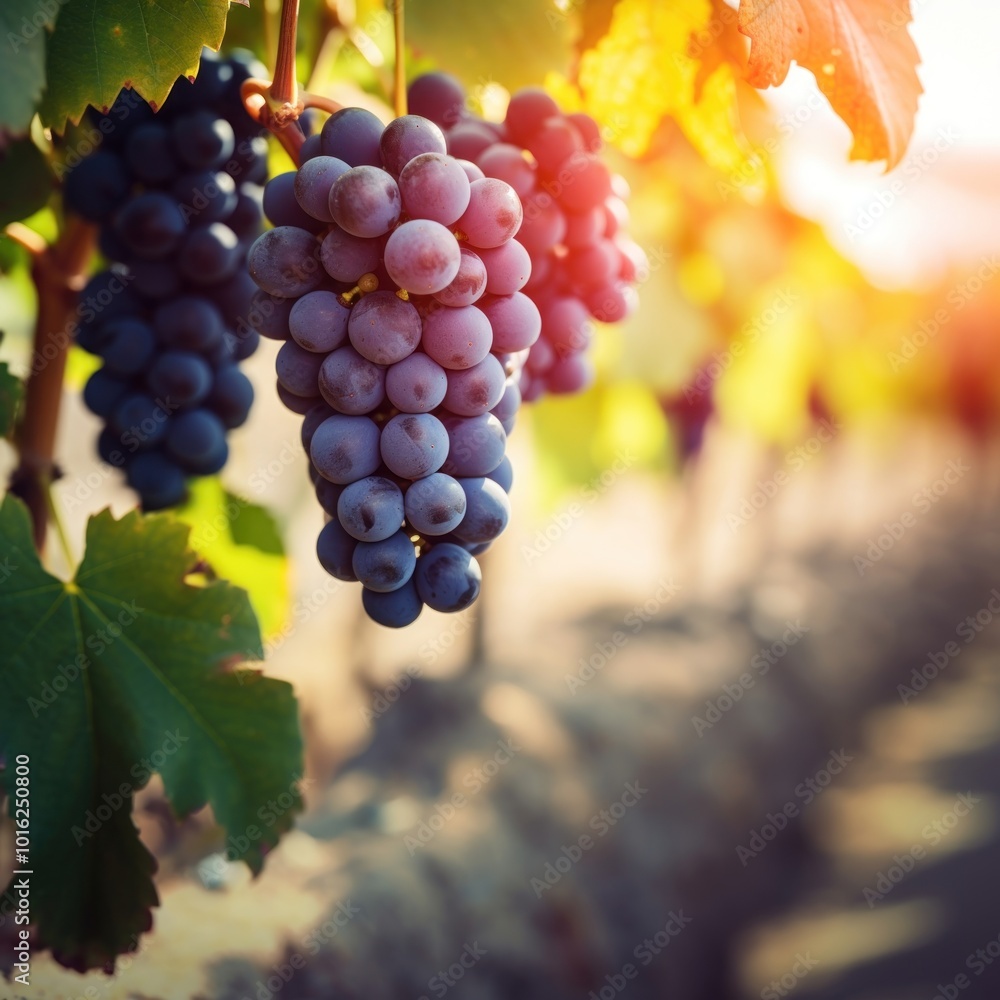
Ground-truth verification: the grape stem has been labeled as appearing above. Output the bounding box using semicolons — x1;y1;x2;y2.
393;0;407;117
270;0;299;107
9;217;97;551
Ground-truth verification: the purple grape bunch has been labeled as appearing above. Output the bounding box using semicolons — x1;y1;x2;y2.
66;51;268;509
407;72;646;399
248;107;528;626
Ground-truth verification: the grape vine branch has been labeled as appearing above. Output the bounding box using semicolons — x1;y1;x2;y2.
8;218;96;551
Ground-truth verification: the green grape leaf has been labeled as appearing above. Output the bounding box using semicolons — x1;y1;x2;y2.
39;0;232;131
0;0;60;135
0;497;303;972
0;360;25;437
407;0;576;94
0;139;56;228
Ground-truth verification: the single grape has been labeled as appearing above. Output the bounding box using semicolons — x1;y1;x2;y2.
147;351;213;407
546;354;595;394
361;580;423;628
380;412;449;479
249;289;293;340
263;172;324;231
515;190;566;254
440;413;506;477
525;116;584;176
115;192;187;259
228;183;265;239
456;159;485;182
433;248;487;308
446;121;499;161
154;296;225;353
385;352;448;413
414;543;481;612
477;292;541;352
565;240;619;287
173;110;235;170
380;115;447;175
348;291;422;365
111;394;169;448
397;152;471;226
127;453;188;511
563;206;606;249
504;88;561;145
383;219;461;294
276;340;325;398
553;153;612;213
540;297;592;355
276;380;321;414
315;477;344;517
567;111;603;152
337;476;405;542
178;222;241;285
301;401;336;452
452;477;511;543
455;178;523;249
329;165;401;238
491;378;522;435
99;318;156;376
317;518;359;581
320;107;385;167
420;302;493;370
486;454;514;493
318;345;386;415
404;473;466;536
352;531;417;593
64;152;130;222
407;72;467;128
166;409;228;471
294;155;350;222
248;227;323;298
83;369;130;419
442;354;506;416
476;143;536;198
289;290;350;353
320;226;382;283
207;366;254;428
477;240;531;294
310;414;382;484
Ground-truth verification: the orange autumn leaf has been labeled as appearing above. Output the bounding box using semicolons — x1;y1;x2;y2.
737;0;923;168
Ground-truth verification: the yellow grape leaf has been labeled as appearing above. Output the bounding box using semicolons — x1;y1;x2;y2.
552;0;747;172
738;0;923;169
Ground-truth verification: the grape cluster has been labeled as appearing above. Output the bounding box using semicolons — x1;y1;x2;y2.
65;51;267;510
407;73;645;401
247;109;529;627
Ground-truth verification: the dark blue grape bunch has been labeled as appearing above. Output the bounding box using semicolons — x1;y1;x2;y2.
247;106;527;627
65;50;268;510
